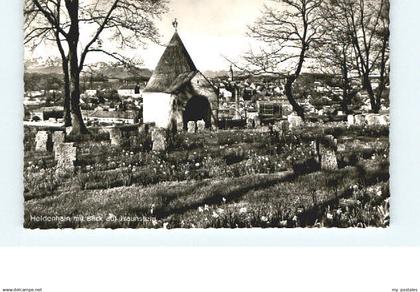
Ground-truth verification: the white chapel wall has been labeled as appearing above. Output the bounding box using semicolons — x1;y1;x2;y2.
143;92;174;128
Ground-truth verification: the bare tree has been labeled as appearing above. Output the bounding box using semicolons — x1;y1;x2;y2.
245;0;323;119
24;0;167;135
328;0;390;113
24;2;72;126
313;2;360;114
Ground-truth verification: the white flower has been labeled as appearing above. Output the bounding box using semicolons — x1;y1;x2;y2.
198;206;204;213
204;204;209;211
326;213;333;220
195;162;200;167
261;216;268;222
222;197;227;203
212;211;219;218
239;207;247;214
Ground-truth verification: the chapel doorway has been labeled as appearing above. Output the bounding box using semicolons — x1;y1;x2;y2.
183;95;211;129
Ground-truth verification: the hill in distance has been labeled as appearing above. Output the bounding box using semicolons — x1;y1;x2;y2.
25;59;153;80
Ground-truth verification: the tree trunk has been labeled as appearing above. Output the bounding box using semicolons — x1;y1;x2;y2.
363;74;380;113
65;0;88;135
374;28;389;113
55;27;72;127
68;47;88;134
284;22;308;121
341;65;350;114
285;76;305;119
62;61;72;127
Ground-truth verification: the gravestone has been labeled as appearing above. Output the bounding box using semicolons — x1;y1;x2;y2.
106;127;123;146
52;131;65;150
196;120;206;132
319;135;338;170
55;142;77;173
151;128;167;151
288;114;303;129
35;131;49;152
254;117;261;128
246;118;255;129
377;114;388;126
347;115;355;126
365;114;378;126
320;148;338;170
187;121;196;133
354;115;366;126
365;114;388;126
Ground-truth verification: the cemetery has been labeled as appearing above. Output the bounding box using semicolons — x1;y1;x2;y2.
22;1;390;229
24;114;389;229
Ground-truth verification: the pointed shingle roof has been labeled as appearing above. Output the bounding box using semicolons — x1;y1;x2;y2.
144;32;198;93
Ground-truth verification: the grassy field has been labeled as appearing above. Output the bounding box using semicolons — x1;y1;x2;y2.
24;123;390;228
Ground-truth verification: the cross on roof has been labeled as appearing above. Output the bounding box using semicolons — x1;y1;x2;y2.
172;18;178;31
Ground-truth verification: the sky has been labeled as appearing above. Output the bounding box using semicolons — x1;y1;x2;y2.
143;0;266;71
27;0;267;71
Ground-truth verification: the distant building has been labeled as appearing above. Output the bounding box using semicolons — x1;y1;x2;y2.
142;29;218;130
118;84;142;98
29;106;63;122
